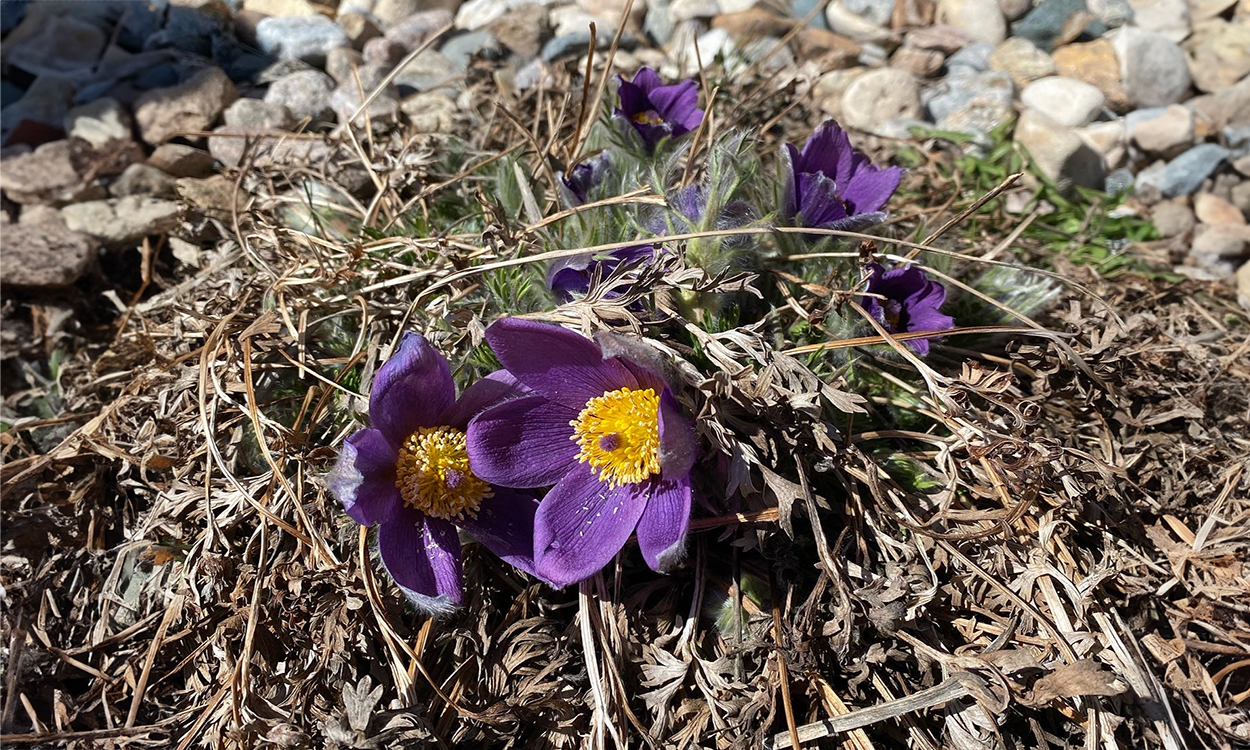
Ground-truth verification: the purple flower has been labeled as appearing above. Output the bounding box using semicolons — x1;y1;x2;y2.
615;67;704;150
781;120;904;230
547;243;658;302
327;332;543;614
466;319;698;587
860;263;954;356
561;152;611;206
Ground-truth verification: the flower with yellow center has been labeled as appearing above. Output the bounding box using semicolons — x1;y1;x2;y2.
395;427;491;521
570;387;661;487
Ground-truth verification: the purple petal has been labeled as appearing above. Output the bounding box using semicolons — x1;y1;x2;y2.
658;389;696;480
843;166;904;215
798;120;848;178
466;395;581;488
378;509;463;614
533;467;649;587
635;477;692;573
438;370;525;430
647;80;701;135
797;171;850;228
630;66;663;93
370;332;455;446
485;318;637;410
328;428;400;527
616;79;651;118
460;486;544;578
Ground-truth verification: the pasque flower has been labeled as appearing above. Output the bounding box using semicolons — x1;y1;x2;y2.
781;120;904;230
861;263;954;356
561;152;611;206
616;67;704;150
547;243;658;303
328;332;542;613
466;318;698;587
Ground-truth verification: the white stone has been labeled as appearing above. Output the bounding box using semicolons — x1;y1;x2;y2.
825;1;895;40
1130;104;1194;157
61;196;181;245
1021;77;1106;127
1110;27;1192;109
1126;0;1190;40
1077;120;1128;169
64;97;133;147
938;0;1007;44
1014;109;1106;192
841;68;922;135
455;0;558;30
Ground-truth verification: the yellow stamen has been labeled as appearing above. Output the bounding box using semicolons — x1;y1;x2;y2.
395;426;490;521
632;111;664;125
570;387;661;487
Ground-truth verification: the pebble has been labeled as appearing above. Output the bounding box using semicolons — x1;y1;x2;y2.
1109;27;1191;109
1189;224;1247;272
375;0;450;26
256;15;351;65
812;67;867;120
388;9;456;49
1129;104;1194;157
243;0;318;15
904;25;969;52
1150;198;1195;236
713;8;795;36
3;13;107;79
265;70;337;124
0;221;98;291
1011;0;1099;51
1237;260;1250;310
1183;19;1250;94
825;1;895;40
1190;0;1237;21
793;28;862;65
393;50;461;91
110;163;178;198
1104;167;1134;193
1195;192;1246;225
338;12;384;47
326;48;366;86
844;0;895;26
670;0;721;20
1135;144;1230;197
927;70;1010;121
1014;109;1107;191
1078;120;1127;168
0;140;102;205
988;37;1057;87
330;84;400;124
674;28;736;75
1;75;76;135
938;0;1007;43
999;0;1031;19
134;67;238;145
400;92;459;131
890;46;946;76
208;126;333;168
64;98;133;148
147;144;216;178
841;68;922;135
1190;77;1250;130
61;196;181;245
223;98;298;130
791;0;833;27
1050;39;1129;113
945;41;994;74
489;6;551;58
457;0;555;30
1125;0;1189;41
1020;76;1105;127
441;30;502;69
1086;0;1133;25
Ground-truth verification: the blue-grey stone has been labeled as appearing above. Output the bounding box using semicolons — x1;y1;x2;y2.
1;0;28;36
542;30;633;62
925;70;1011;123
945;41;994;74
135;64;180;91
256;16;351;66
1136;144;1230;197
645;0;677;44
1011;0;1106;51
1225;125;1250;150
441;31;501;71
1104;167;1133;194
116;3;164;51
1124;106;1167;134
790;0;831;29
148;7;221;57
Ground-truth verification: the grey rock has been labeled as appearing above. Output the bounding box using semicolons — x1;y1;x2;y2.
330;84;400;124
0;75;76;133
387;9;456;49
134;67;237;145
61;196;181;245
394;50;461;91
988;37;1057;86
208;125;336;168
110;163;178;198
374;0;449;26
1190;78;1250;131
441;30;501;69
1188;224;1247;273
825;1;894;39
930;71;1015;135
1087;0;1132;25
939;0;1007;43
1194;192;1246;225
326;47;366;85
364;37;411;66
400;92;458;131
670;0;721;21
841;68;922;135
1;80;23;108
844;0;895;26
645;0;678;43
0;221;97;291
1104;166;1134;193
147;144;216;178
791;0;832;28
3;13;106;78
1150;199;1195;236
337;11;384;47
945;41;995;74
1125;0;1188;41
1136;144;1230;197
487;5;550;56
1011;0;1103;51
1110;27;1191;109
513;58;556;91
265;70;337;124
0;140;100;205
1183;19;1250;94
256;16;351;65
223;98;298;130
999;0;1032;20
65;97;133;147
1014;109;1106;191
542;29;617;61
1020;77;1105;127
1078;120;1127;168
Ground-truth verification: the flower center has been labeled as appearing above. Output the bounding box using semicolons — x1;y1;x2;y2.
570;387;661;487
395;426;490;521
883;300;904;331
632;110;664;125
